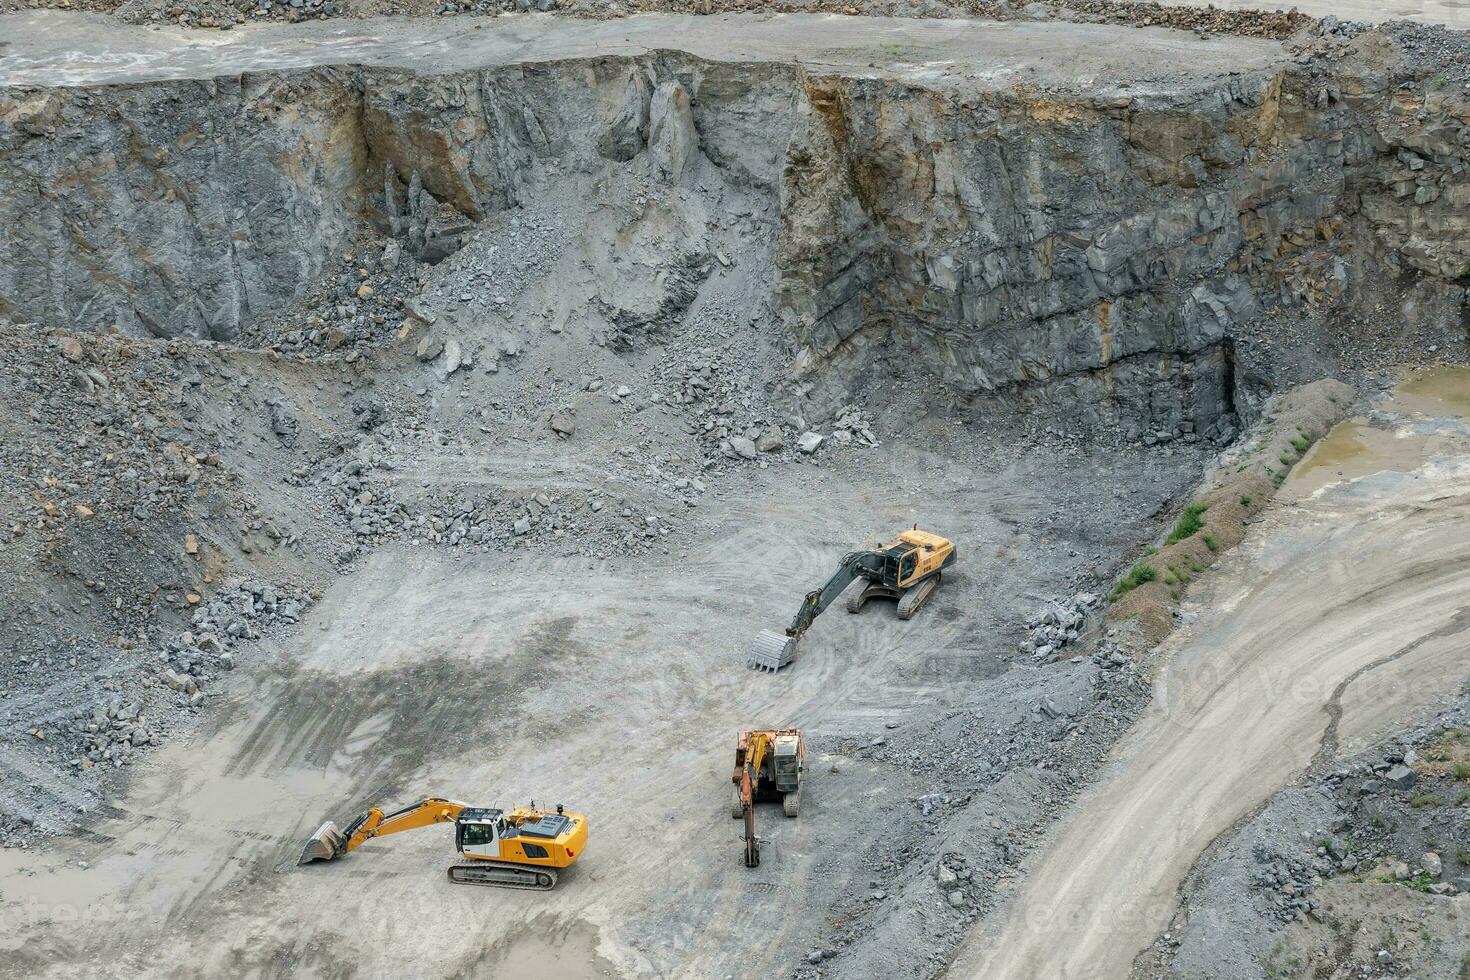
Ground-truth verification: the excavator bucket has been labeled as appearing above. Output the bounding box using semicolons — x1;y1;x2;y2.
298;821;345;865
747;630;797;672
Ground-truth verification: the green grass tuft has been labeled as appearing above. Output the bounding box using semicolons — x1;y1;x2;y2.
1109;562;1157;601
1166;502;1208;544
1203;533;1218;551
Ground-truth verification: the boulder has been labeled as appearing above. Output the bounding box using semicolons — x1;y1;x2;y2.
1384;764;1417;790
756;427;785;452
415;333;444;362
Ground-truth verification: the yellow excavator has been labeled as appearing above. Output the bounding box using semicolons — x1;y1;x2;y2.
731;728;804;867
748;527;957;671
298;797;587;890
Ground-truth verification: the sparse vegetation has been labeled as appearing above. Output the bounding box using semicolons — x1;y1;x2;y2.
1166;502;1208;544
1410;793;1442;809
1110;562;1157;601
1240;495;1252;507
1203;533;1218;551
1387;870;1442;893
1279;451;1292;466
1291;434;1310;452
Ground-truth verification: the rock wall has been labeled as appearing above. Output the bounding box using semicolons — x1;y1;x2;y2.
0;72;366;340
777;52;1470;435
1;33;1466;430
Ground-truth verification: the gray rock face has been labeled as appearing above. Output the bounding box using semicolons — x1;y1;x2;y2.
647;80;699;183
773;65;1470;432
598;68;651;163
0;73;363;341
2;45;1466;432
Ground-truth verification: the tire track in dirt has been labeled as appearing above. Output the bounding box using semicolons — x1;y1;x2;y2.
952;459;1470;980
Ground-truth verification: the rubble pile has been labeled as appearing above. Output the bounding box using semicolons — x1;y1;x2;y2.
1018;592;1098;660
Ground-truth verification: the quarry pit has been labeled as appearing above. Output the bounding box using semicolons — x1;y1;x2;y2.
2;8;1469;979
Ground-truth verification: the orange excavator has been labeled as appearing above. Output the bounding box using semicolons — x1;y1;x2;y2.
748;527;957;671
731;729;805;867
298;797;587;890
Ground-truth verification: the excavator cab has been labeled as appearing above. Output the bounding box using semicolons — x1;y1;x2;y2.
771;732;802;794
455;809;509;858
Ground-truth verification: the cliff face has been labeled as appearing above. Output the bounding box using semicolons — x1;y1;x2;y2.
1;28;1465;432
778;55;1468;434
0;72;366;341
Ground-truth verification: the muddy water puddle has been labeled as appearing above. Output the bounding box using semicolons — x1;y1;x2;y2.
1286;365;1470;497
1388;364;1470;419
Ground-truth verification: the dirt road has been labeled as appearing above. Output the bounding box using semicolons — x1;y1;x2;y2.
0;9;1286;87
952;376;1470;980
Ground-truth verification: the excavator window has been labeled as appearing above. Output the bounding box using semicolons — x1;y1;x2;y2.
899;552;916;582
459;822;498;847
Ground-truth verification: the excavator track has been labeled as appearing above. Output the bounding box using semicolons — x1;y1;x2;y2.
896;573;941;620
447;861;558;890
845;580;896;614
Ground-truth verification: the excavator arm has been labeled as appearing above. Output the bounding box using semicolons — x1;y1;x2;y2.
748;550;883;671
785;551;882;638
300;798;466;864
739;733;772;867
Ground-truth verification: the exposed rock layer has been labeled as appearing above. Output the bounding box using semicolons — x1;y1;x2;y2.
1;26;1466;433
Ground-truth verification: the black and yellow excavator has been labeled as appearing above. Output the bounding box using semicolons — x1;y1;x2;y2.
298;797;587;890
731;728;804;867
748;527;957;671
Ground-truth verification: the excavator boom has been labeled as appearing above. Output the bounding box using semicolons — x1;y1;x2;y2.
739;732;773;867
748;551;881;671
785;552;881;636
299;798;466;864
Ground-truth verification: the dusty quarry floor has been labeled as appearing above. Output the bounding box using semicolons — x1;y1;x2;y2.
0;436;1193;978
